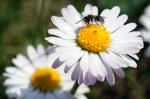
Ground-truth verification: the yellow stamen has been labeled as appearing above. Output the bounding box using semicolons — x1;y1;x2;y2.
76;24;111;53
31;67;61;92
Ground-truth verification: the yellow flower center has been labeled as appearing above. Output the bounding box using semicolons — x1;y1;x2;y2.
76;24;111;53
31;67;61;92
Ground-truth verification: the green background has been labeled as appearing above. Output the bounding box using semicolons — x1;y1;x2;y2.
0;0;150;99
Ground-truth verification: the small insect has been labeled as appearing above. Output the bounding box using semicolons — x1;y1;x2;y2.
76;15;105;25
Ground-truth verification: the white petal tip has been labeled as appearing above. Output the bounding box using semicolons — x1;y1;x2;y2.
129;65;137;68
108;82;115;86
51;16;58;22
52;59;63;69
113;6;120;11
44;37;49;41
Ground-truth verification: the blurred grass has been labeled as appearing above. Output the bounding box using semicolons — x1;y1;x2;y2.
0;0;150;99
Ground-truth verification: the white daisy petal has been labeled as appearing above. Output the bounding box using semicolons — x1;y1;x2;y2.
77;85;90;94
111;33;143;43
78;70;84;84
104;6;120;27
45;37;76;47
129;31;141;36
12;54;31;67
144;5;150;16
113;23;137;35
11;55;35;75
65;48;83;67
5;67;18;74
58;47;80;62
100;52;120;69
80;51;90;72
71;63;81;81
4;67;27;78
48;28;75;39
140;15;150;31
64;63;73;73
61;8;83;29
82;4;98;16
61;81;74;91
110;41;143;54
37;44;46;55
87;71;97;85
55;46;77;53
113;68;125;78
100;9;110;17
51;16;76;37
141;30;150;43
47;46;58;55
92;6;98;15
6;87;21;98
27;45;38;61
83;72;89;85
109;14;128;33
128;54;139;60
120;55;137;68
96;56;107;75
92;6;98;16
4;78;29;86
52;58;64;69
75;94;87;99
27;45;45;67
67;5;82;23
82;4;92;16
36;44;48;66
61;8;77;27
105;66;115;86
89;53;105;81
49;52;64;68
3;73;30;83
83;71;97;86
106;51;129;68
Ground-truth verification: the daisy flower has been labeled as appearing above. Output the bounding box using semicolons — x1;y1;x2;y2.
45;4;144;86
3;44;89;99
139;5;150;57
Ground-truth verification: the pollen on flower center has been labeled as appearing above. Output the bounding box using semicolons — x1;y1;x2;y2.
76;24;111;53
31;67;61;92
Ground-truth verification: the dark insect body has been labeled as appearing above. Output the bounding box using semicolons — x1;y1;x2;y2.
76;15;105;25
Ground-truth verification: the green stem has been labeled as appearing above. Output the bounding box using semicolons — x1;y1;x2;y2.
37;0;46;33
71;81;79;95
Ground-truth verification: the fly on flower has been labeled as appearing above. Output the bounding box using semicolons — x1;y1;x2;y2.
45;4;144;86
76;15;105;25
